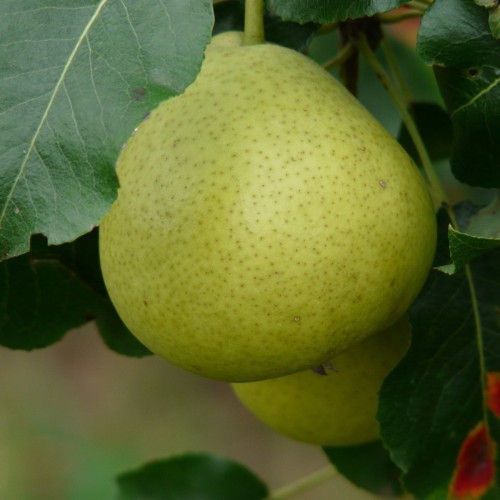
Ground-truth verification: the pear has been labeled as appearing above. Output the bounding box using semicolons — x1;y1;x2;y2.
99;32;436;382
232;316;411;446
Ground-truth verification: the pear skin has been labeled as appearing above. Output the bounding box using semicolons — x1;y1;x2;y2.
232;317;411;446
99;32;436;381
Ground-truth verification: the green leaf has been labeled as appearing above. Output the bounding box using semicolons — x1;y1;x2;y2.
0;231;151;356
116;453;269;500
0;0;214;261
418;0;499;68
438;199;500;274
266;0;408;23
490;6;500;39
0;238;99;349
397;102;453;164
417;0;500;189
442;228;500;275
323;441;403;496
378;249;500;498
214;0;318;51
97;304;151;358
434;65;500;189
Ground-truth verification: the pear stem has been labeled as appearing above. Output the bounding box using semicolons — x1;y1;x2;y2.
244;0;265;45
265;465;338;499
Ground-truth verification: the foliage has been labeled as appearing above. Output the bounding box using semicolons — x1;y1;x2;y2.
1;0;499;498
116;453;268;500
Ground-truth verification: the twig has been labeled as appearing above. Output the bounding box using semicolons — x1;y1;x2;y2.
266;465;338;499
323;43;355;71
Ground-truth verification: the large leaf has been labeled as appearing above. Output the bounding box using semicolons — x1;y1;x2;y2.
266;0;408;23
378;247;500;498
116;453;268;500
0;230;150;356
417;0;500;189
0;0;214;261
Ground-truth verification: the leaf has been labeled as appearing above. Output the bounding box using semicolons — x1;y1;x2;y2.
0;238;99;349
397;102;453;164
323;441;403;496
266;0;408;24
490;6;500;39
214;0;319;51
0;0;214;261
486;373;500;417
96;305;151;357
434;65;500;189
0;231;151;356
116;453;269;500
440;228;500;275
417;0;500;189
377;248;500;498
438;199;500;274
449;422;496;499
418;0;500;68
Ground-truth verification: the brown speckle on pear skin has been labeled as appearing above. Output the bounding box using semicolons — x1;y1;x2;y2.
99;31;437;382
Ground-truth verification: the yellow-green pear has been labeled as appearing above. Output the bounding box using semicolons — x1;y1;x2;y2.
232;316;411;446
99;32;436;382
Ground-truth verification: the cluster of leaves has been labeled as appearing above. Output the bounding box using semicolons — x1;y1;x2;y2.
0;0;499;498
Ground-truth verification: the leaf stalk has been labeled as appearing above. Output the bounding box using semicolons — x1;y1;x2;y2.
266;465;338;499
323;43;355;71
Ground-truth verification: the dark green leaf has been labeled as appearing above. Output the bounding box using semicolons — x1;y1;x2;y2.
378;249;500;498
214;0;318;51
323;441;403;496
266;0;408;23
0;231;151;356
398;102;453;164
418;0;499;68
441;227;500;275
434;65;500;189
438;198;500;274
0;0;214;261
97;305;151;358
0;239;99;349
116;453;268;500
417;0;500;188
265;17;319;52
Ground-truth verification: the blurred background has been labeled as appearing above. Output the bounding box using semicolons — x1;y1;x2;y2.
0;323;379;499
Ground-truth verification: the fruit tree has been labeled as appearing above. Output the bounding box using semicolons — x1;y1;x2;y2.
1;0;499;498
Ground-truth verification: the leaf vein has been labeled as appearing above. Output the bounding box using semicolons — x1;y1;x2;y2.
0;0;110;233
